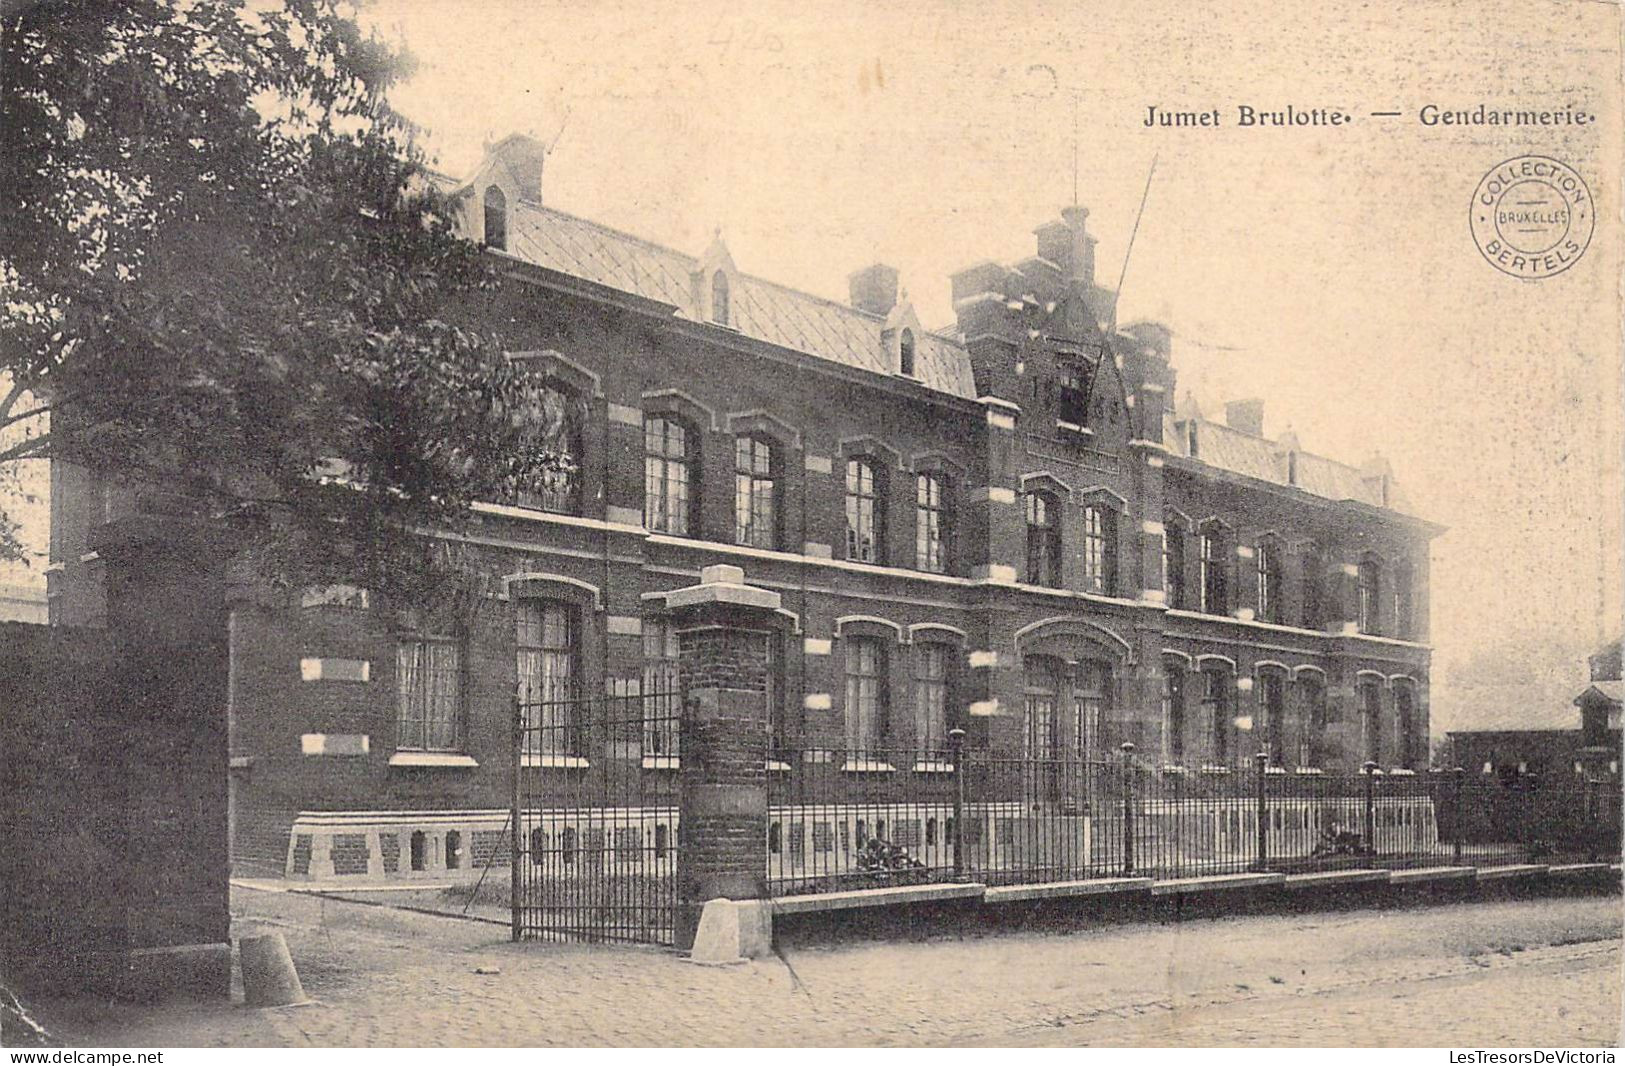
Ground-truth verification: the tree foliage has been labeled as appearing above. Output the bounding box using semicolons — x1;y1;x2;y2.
1;0;554;607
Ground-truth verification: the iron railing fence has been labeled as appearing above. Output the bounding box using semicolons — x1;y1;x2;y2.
512;686;680;944
957;747;1123;886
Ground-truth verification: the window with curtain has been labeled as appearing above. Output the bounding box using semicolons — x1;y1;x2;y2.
1256;541;1283;624
517;601;577;755
915;472;949;573
733;436;776;549
644;415;693;536
397;635;462;752
844;637;885;751
845;457;883;563
1025;491;1061;587
1023;657;1061;759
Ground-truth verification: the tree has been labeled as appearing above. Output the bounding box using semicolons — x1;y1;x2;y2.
1;0;555;609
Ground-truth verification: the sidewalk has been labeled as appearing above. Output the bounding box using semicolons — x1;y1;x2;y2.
25;884;1624;1047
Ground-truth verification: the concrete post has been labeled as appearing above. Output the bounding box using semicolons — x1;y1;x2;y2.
665;564;782;957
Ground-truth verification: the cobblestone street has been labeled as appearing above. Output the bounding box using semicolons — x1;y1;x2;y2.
30;887;1623;1047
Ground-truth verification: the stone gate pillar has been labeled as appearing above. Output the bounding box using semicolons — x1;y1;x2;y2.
665;564;781;951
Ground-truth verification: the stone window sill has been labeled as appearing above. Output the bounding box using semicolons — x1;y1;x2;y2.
841;759;897;773
520;753;589;769
766;760;793;772
1295;767;1325;775
1056;420;1094;437
1198;765;1232;775
911;760;954;774
1387;768;1417;776
641;755;679;770
389;752;479;768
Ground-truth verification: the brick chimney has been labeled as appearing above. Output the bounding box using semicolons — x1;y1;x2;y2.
486;133;546;203
1225;398;1265;437
848;263;899;316
1035;207;1097;287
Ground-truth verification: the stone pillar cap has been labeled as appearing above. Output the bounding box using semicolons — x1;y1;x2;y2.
665;564;781;613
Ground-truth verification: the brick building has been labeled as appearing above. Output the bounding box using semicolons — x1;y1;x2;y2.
47;134;1441;878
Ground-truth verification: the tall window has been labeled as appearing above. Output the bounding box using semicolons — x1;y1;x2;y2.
1302;548;1326;630
733;436;777;549
899;328;916;377
844;637;885;751
1203;670;1230;768
644;416;693;536
1025;491;1061;587
1074;661;1111;761
1259;671;1285;767
1023;657;1060;758
915;472;949;573
1256;541;1283;624
1162;667;1186;766
1394;684;1416;770
1393;560;1414;639
1298;675;1326;769
642;619;681;757
1163;525;1187;609
1200;528;1228;615
913;644;950;755
1082;504;1116;595
1360;681;1383;764
483;185;507;251
1057;362;1091;425
711;271;730;325
1357;558;1381;635
521;383;581;514
518;601;577;755
397;634;461;752
845;457;883;563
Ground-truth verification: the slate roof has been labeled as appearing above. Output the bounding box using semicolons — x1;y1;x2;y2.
500;201;977;399
1164;413;1419;515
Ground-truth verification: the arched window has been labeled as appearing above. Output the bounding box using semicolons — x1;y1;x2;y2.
1358;558;1381;635
899;328;916;377
1393;560;1415;639
644;415;694;536
518;600;578;755
483;185;507;251
843;637;885;751
1302;546;1327;630
711;271;730;325
1202;670;1231;768
1394;683;1417;770
915;472;949;573
1360;680;1384;764
521;382;582;515
1199;526;1228;615
734;435;777;549
1163;520;1187;610
1297;674;1327;770
845;457;884;563
1024;491;1061;588
1256;540;1283;624
1082;504;1117;595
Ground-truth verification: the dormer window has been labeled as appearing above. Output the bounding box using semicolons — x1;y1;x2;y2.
711;271;730;326
1287;451;1298;486
1057;362;1091;426
899;329;916;377
483;185;507;251
1186;421;1200;458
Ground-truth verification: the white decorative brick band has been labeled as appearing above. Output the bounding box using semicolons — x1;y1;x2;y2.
968;699;1001;717
803;692;832;711
1147;455;1165;468
299;657;370;683
1235;677;1255;694
607;402;642;427
300;733;370;757
1341;563;1360;577
803;541;833;559
804;453;833;475
1140;382;1167;394
1124;394;1136;408
606;615;643;636
803;638;833;656
967;650;999;669
975;486;1018;504
1234;607;1256;622
1340;621;1361;636
606;505;644;527
1141;519;1165;536
1236;545;1256;559
973;564;1018;584
986;411;1017;431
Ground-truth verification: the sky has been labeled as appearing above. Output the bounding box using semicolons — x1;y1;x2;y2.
6;0;1620;732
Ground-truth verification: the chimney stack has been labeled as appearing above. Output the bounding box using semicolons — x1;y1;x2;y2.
848;263;899;316
1225;398;1265;437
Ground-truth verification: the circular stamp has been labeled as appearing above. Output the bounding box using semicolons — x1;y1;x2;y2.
1470;155;1594;279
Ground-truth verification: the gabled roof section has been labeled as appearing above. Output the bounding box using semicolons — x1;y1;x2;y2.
496;199;975;398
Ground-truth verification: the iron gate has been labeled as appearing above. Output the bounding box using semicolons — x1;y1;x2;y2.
512;683;680;944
